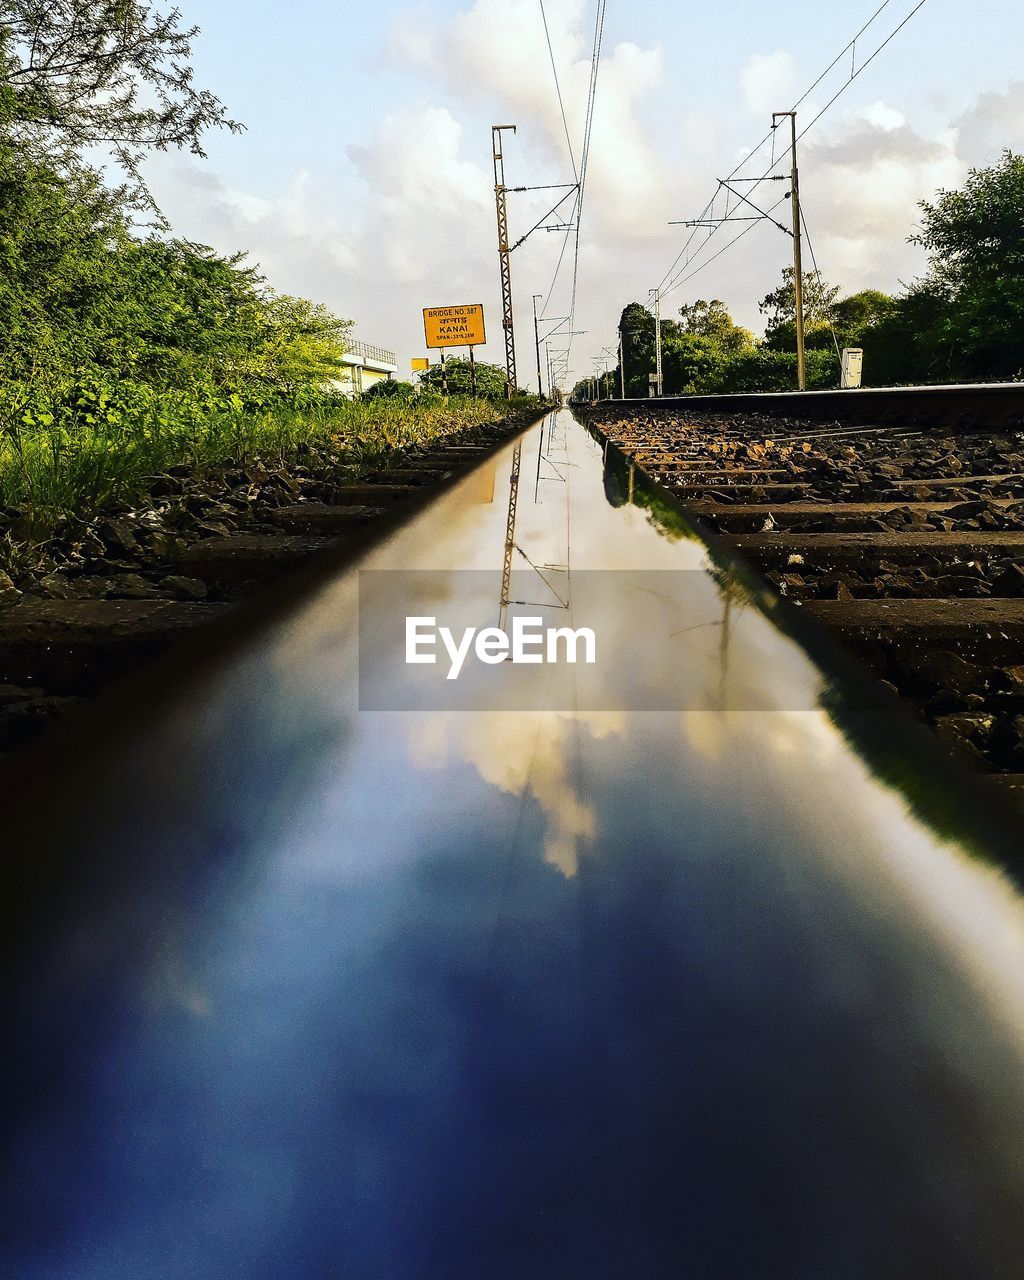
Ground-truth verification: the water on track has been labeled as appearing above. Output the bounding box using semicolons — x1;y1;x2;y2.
3;410;1024;1279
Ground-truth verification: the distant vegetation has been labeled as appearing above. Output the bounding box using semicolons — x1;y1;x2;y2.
362;357;518;401
577;150;1024;398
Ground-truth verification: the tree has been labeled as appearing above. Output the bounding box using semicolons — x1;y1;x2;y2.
0;1;241;212
850;151;1024;385
618;302;655;397
857;284;942;385
906;150;1024;379
0;143;127;382
677;298;753;354
417;357;512;398
363;379;415;400
830;289;895;350
760;267;841;352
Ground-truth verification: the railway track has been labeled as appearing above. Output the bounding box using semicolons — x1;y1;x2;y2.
0;413;538;758
582;387;1024;792
6;410;1024;1275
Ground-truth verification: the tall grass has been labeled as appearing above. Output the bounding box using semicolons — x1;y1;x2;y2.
0;389;511;526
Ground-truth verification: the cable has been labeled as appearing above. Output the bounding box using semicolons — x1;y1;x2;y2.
532;0;608;387
668;193;790;291
539;0;579;184
512;183;580;251
655;0;930;298
799;204;843;360
660;0;901;293
566;0;607;359
796;0;929;142
541;188;580;314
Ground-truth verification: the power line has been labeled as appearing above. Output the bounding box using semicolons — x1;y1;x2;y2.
528;0;608;386
669;192;789;291
539;0;578;184
796;0;930;142
799;203;843;360
656;0;903;293
542;188;580;314
656;0;931;298
566;0;608;363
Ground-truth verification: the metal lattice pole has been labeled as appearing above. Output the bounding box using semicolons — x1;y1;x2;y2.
532;293;544;396
492;125;518;398
498;441;523;631
654;288;663;397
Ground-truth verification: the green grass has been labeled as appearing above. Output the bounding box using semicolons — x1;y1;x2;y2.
0;392;517;528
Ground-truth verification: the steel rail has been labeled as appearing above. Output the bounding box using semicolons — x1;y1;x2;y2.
3;411;1024;1277
617;381;1024;428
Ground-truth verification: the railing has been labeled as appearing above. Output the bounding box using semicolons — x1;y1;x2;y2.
346;339;397;366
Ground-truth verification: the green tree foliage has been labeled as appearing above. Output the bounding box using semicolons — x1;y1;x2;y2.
0;0;241;213
0;2;352;408
612;292;841;398
363;379;416;400
418;357;517;399
0;144;125;380
878;150;1024;380
677;298;753;354
618;302;656;397
760;267;841;352
704;348;839;392
831;289;895;346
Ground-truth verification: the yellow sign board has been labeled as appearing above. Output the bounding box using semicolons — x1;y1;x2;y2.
423;304;486;349
411;357;430;371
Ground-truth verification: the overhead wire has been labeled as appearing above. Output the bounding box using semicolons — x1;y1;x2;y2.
668;192;790;291
656;0;930;299
565;0;608;366
541;192;579;314
539;0;579;184
799;204;844;359
656;0;902;293
528;0;608;385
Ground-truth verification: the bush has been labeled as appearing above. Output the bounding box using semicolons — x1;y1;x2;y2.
707;348;840;393
362;379;415;400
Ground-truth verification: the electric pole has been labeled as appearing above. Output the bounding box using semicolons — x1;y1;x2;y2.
492;124;518;398
619;327;625;400
773;110;806;391
532;294;544;396
650;288;663;396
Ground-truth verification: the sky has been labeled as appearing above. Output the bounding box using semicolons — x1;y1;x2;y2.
141;0;1024;386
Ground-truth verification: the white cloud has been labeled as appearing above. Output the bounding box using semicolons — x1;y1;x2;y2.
348;106;489;219
955;80;1024;162
145;160;372;353
802;120;965;284
858;100;907;131
395;0;669;238
739;51;797;119
144;14;1024;379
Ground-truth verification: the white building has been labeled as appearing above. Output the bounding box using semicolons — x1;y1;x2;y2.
335;340;399;397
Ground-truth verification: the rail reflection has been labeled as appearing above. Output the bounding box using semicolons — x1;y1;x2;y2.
3;410;1024;1278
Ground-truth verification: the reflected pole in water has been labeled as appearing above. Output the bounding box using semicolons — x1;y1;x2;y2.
718;589;733;711
534;414;546;503
499;441;523;630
